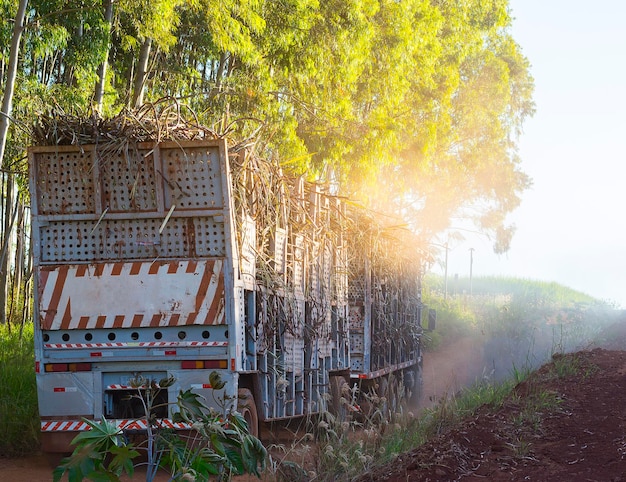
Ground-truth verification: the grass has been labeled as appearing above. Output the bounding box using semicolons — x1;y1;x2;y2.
290;351;588;481
0;322;40;456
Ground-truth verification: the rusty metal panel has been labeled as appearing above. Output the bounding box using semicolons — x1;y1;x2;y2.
99;147;159;212
34;147;97;215
30;141;230;264
38;217;226;262
38;259;226;330
161;144;225;209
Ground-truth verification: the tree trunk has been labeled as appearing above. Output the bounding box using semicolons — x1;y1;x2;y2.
94;0;114;111
9;199;25;327
0;0;28;168
132;37;153;108
0;174;15;324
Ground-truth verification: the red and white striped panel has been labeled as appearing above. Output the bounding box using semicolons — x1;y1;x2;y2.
43;341;229;349
41;418;192;432
39;260;225;330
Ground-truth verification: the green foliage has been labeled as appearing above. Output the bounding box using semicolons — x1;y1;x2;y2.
423;273;620;382
53;372;267;482
1;0;535;249
0;322;39;456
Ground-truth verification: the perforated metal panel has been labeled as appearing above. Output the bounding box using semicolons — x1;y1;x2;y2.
39;217;225;262
31;142;229;263
162;145;224;209
100;148;158;212
348;305;364;330
291;235;304;295
349;332;364;352
283;298;305;374
35;150;96;215
350;356;364;371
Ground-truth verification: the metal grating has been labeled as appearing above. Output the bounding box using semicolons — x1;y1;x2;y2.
240;215;256;285
271;227;286;274
35;150;96;215
40;217;226;262
162;146;224;209
348;305;364;330
291;235;304;295
349;333;364;352
351;357;363;371
283;333;304;375
100;149;158;212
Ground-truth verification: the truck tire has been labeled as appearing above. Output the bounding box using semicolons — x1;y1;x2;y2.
237;388;259;438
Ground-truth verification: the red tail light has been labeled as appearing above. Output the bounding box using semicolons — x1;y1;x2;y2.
44;363;92;373
181;360;228;369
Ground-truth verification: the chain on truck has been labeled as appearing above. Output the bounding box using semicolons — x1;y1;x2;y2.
28;132;432;454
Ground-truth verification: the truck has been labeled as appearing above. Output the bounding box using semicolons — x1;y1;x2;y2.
28;131;427;454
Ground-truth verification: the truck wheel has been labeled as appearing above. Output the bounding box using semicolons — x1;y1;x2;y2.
330;376;351;423
237;388;259;438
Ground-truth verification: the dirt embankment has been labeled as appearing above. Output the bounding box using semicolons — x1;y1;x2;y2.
357;320;626;481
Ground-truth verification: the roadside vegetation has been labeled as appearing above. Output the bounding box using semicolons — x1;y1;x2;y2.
0;276;621;480
0;322;38;456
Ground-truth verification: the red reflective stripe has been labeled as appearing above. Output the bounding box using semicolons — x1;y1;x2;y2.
195;261;213;312
78;316;90;329
113;315;125;328
43;265;69;330
148;261;162;275
96;315;106;328
61;299;72;328
150;313;162;327
205;268;224;325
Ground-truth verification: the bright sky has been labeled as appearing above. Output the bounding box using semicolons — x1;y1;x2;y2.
442;1;626;307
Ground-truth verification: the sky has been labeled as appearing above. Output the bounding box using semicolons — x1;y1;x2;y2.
440;1;626;307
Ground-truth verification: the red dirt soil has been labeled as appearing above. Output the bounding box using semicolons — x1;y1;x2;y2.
358;346;626;481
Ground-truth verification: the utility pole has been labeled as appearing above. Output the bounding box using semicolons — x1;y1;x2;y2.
469;247;474;296
444;242;449;300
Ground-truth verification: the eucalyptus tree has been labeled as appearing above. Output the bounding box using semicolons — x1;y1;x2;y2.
0;0;28;167
390;0;535;251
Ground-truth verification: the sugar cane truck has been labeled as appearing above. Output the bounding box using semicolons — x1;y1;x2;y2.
28;124;429;454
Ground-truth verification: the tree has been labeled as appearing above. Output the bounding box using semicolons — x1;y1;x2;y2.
2;0;534;257
0;0;28;168
94;0;114;111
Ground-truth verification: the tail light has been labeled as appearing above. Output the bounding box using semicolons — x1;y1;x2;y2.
181;359;228;369
44;363;92;373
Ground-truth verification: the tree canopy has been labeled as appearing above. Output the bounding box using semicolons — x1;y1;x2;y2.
0;0;534;252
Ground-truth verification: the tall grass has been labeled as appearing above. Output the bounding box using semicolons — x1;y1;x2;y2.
0;323;39;456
